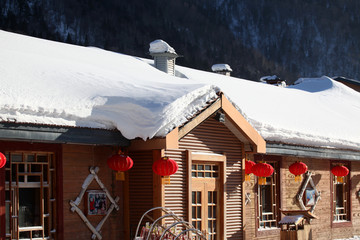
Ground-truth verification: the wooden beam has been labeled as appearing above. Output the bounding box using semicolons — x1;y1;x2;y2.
221;95;266;153
152;149;165;223
128;128;179;151
0;165;4;240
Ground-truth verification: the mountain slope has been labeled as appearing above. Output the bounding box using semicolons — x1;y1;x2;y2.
1;0;359;83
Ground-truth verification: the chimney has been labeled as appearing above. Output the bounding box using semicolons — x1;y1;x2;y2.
211;64;232;76
149;40;179;76
260;75;287;87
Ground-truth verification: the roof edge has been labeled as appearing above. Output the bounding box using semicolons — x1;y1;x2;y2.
266;142;360;161
0;122;130;146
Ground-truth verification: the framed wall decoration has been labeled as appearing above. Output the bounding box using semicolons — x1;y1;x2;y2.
87;190;107;215
297;171;321;213
69;166;120;240
305;189;316;207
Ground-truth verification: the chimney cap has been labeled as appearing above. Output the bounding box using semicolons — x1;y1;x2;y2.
211;64;232;72
149;39;177;55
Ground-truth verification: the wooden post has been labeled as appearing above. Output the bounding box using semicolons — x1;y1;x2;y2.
152;149;165;222
0;165;5;240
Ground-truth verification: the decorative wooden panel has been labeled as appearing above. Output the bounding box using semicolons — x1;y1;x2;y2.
179;117;244;240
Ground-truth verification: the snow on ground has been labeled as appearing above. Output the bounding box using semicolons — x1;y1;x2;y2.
1;30;360;151
335;236;360;240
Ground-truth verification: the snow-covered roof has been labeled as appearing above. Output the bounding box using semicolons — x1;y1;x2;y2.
1;30;360;151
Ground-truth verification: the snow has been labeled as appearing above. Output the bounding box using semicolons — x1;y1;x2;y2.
1;30;360;151
149;39;176;54
211;64;232;72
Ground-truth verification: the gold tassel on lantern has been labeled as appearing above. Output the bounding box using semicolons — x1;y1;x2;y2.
245;174;251;181
258;177;266;185
337;176;344;183
116;172;125;181
162;176;171;185
294;175;302;182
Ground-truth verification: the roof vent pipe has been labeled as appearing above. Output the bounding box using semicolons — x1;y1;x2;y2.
149;40;179;76
211;64;232;76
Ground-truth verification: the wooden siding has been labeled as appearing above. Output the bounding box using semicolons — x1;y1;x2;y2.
128;150;154;238
164;149;188;223
62;144;124;240
179;117;244;240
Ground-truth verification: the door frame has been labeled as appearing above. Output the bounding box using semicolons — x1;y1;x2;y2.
187;151;226;239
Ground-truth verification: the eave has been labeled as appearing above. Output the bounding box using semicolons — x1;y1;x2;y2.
0;122;130;146
266;142;360;161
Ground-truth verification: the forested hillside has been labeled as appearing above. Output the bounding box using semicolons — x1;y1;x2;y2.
1;0;359;83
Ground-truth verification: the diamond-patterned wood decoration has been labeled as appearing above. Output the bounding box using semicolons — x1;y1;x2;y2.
297;171;321;213
69;166;120;240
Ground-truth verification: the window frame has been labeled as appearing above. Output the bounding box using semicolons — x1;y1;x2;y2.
331;161;352;228
254;155;281;237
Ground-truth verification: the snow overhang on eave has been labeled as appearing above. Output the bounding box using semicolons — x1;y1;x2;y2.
129;94;266;153
266;142;360;161
0;122;130;146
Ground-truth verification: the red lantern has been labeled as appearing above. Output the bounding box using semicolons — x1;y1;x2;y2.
331;165;349;183
107;151;133;181
152;157;178;184
289;161;308;182
252;162;274;185
245;160;256;181
0;152;6;168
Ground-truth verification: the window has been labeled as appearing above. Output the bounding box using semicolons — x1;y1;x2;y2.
255;158;280;230
4;151;57;239
332;162;350;223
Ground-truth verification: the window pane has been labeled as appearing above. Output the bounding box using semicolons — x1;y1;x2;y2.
336;184;344;207
192;192;196;204
261;185;272;213
26;155;35;162
19;188;41;227
197;206;201;218
12;154;22;162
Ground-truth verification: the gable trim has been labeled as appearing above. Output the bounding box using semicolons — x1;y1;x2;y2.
178;94;266;153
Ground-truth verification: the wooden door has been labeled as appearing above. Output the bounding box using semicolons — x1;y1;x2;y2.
191;163;220;240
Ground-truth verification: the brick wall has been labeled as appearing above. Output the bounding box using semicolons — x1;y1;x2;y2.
245;154;360;240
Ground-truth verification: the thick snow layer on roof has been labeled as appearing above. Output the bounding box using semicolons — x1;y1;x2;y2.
149;39;176;54
1;30;360;151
